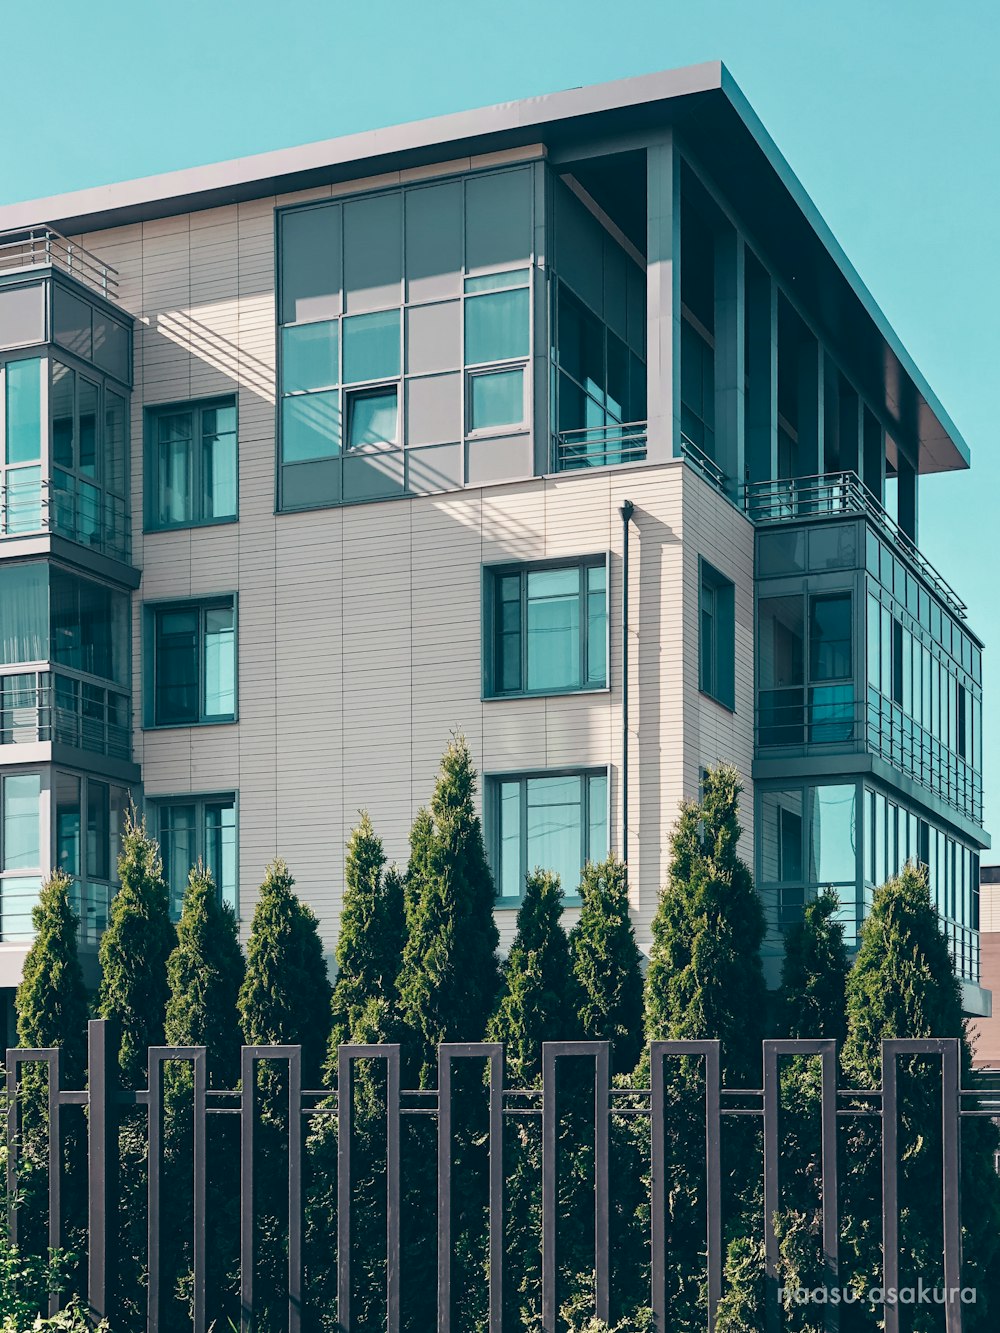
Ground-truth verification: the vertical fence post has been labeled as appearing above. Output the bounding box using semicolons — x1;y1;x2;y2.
87;1019;119;1324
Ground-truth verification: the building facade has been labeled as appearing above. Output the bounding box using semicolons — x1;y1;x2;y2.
0;63;989;1025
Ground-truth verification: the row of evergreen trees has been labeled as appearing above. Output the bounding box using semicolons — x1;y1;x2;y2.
10;738;1000;1331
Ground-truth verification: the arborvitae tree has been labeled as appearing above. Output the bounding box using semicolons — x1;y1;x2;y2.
643;765;766;1085
397;736;501;1087
569;855;644;1078
328;813;405;1052
238;859;332;1086
488;869;580;1086
840;864;1000;1329
16;871;88;1083
165;864;245;1086
97;812;176;1088
779;889;849;1043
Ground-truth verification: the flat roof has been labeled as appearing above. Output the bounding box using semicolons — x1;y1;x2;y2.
0;62;970;474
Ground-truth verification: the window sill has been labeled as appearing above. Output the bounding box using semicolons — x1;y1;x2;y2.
144;516;239;535
466;424;530;440
142;717;238;732
495;895;583;911
483;685;610;703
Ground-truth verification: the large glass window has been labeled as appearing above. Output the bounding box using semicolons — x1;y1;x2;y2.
2;772;40;870
155;794;238;919
149;599;236;726
0;563;48;666
699;559;735;710
492;769;608;902
2;358;43;534
147;398;237;528
486;558;607;697
50;569;129;684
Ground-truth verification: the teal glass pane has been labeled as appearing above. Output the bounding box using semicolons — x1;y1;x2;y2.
154;608;199;725
5;467;41;535
499;781;521;900
87;780;110;880
56;773;81;879
586;565;607;686
5;359;41;464
496;573;521;693
809;785;857;884
202;423;237;519
204;605;235;719
810;594;852;681
347;387;398;447
470;368;524;430
526;775;583;896
205;799;238;913
161;803;196;920
3;772;40;870
465;288;530;364
464;269;530;294
79;379;98;478
526;567;580;691
51;362;75;469
157;413;193;524
0;876;42;939
281;391;340;462
587;773;608;865
282;321;339;393
342;309;400;384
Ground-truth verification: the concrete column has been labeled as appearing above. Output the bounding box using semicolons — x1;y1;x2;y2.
531;160;550;476
862;407;885;503
713;224;745;499
646;135;681;464
745;256;777;485
796;332;823;477
897;456;918;542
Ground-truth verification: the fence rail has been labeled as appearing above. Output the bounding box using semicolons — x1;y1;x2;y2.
0;226;119;299
5;1024;990;1333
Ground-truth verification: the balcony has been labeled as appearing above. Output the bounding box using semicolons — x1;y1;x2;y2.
0;877;110;945
552;422;647;471
0;226;119;300
0;669;131;760
745;471;967;622
0;471;131;562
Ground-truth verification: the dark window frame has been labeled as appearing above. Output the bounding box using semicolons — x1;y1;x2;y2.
698;557;735;711
144;595;238;729
144;395;238;532
150;791;239;920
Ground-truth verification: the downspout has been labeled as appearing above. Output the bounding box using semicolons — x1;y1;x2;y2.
619;500;635;865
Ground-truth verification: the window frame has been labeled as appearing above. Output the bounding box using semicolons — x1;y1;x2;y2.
143;594;238;729
487;765;610;908
482;553;610;700
148;790;239;920
698;556;736;711
144;395;239;532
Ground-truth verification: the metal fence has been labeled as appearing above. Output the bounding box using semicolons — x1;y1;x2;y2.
5;1023;994;1333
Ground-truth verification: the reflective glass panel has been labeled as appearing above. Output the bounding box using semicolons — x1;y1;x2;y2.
79;379;99;478
157;411;193;525
499;780;521;900
56;772;81;878
51;362;75;469
204;606;235;719
3;772;40;870
5;359;42;463
342;309;400;384
281;391;340;462
527;568;580;691
161;804;196;920
282;321;339;393
205;799;238;913
465;288;529;364
525;775;583;896
469;368;523;430
155;608;199;725
809;785;857;884
586;564;607;686
346;386;398;447
201;405;237;520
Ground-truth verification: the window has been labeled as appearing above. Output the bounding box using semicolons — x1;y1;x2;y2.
699;559;735;710
147;598;236;727
469;367;525;431
486;557;607;697
809;592;853;742
345;385;398;447
153;794;238;920
147;398;237;529
464;270;530;432
1;771;42;941
1;358;43;535
492;769;608;903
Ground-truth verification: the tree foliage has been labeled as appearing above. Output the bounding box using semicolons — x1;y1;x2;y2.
16;872;88;1084
397;736;500;1086
779;888;849;1043
97;812;175;1088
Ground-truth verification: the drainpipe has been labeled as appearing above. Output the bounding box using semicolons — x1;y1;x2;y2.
619;500;635;865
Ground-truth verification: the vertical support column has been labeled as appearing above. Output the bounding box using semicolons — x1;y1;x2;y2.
897;456;918;543
713;225;745;499
861;408;885;503
88;1019;119;1325
745;254;777;486
646;134;681;464
531;159;551;475
797;332;823;478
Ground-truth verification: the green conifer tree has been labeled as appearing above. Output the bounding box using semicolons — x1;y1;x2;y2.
328;813;405;1053
779;889;849;1043
396;736;500;1086
238;859;332;1085
841;864;1000;1328
488;869;580;1085
569;855;644;1078
16;871;88;1083
97;812;176;1088
165;864;245;1085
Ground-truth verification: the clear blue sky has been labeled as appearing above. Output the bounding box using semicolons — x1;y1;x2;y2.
3;0;997;851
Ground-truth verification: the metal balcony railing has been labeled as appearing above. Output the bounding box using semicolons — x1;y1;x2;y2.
552;422;647;470
745;470;968;621
755;688;983;825
679;433;728;492
0;470;131;561
0;877;111;945
0;670;131;761
0;225;119;299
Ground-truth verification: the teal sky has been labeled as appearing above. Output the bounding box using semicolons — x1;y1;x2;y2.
2;0;997;851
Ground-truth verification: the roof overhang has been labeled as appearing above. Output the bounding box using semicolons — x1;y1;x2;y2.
0;61;970;474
